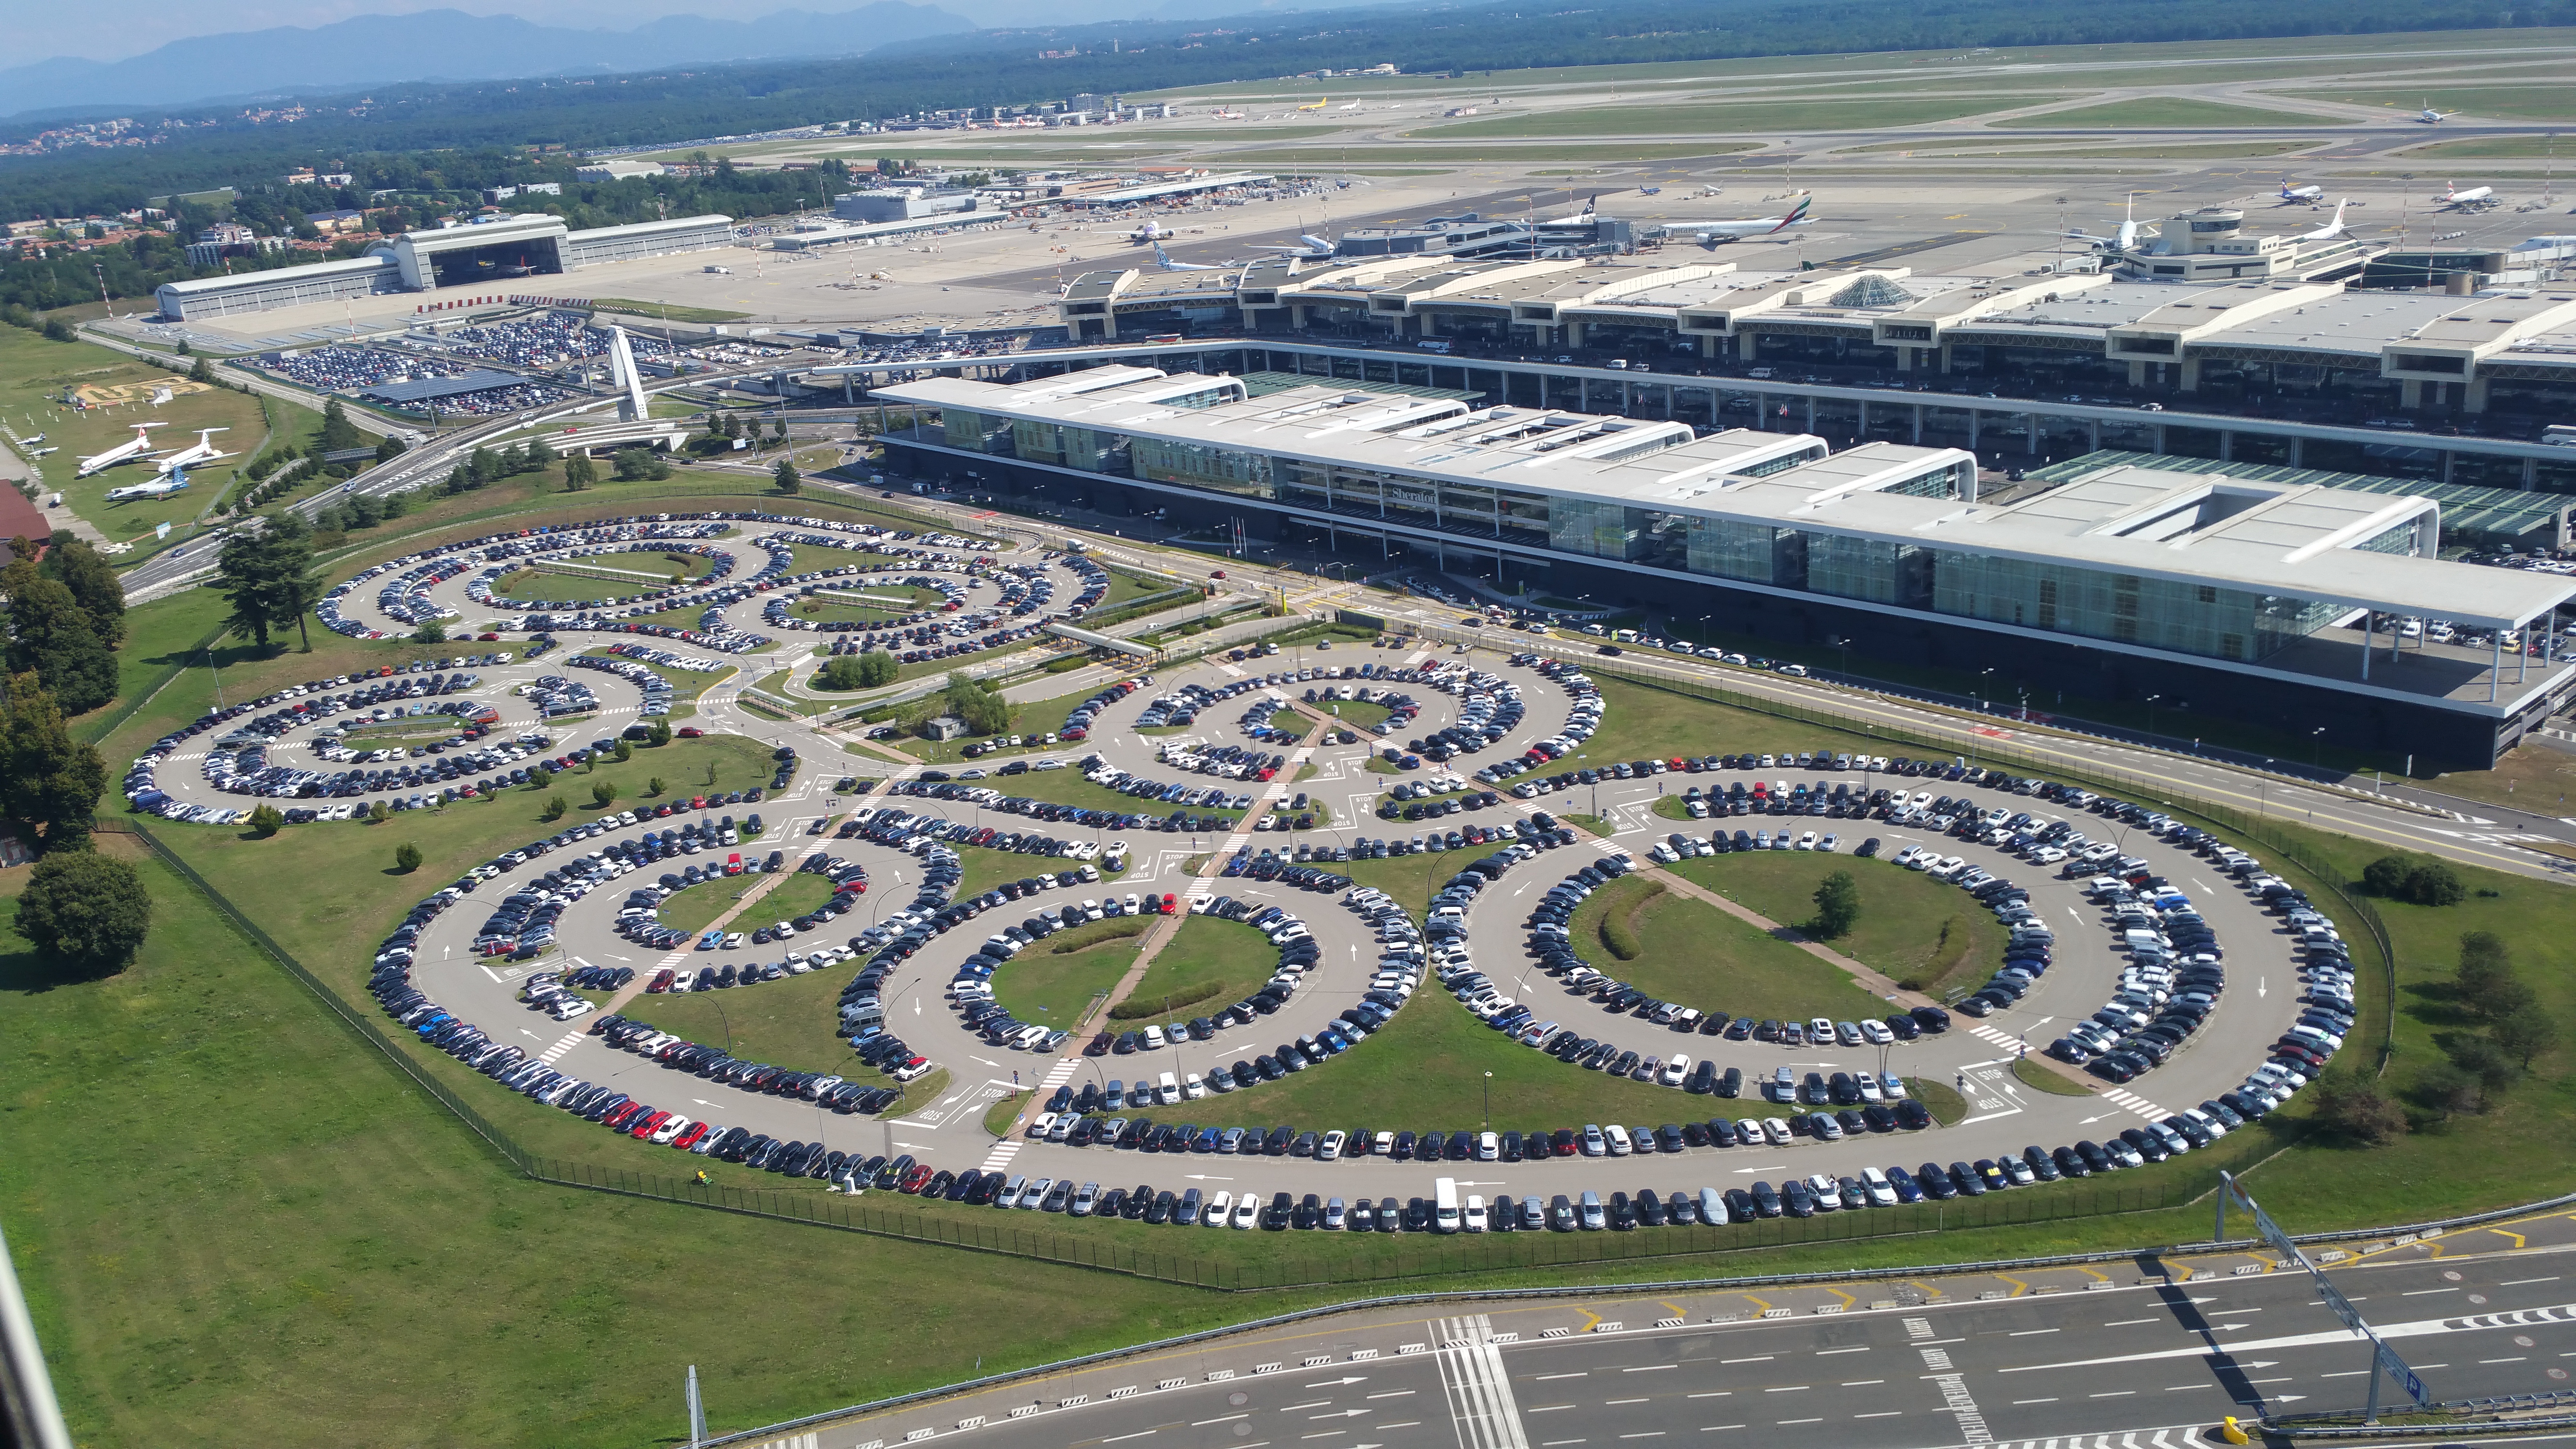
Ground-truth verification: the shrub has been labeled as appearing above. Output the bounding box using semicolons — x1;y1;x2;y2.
819;654;870;690
541;795;567;821
646;776;667;797
1596;881;1661;961
368;800;389;824
590;779;620;807
247;804;285;837
393;842;423;872
2311;1074;2410;1143
2363;853;2466;905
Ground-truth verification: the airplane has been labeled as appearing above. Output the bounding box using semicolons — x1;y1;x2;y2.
2418;101;2459;123
1295;97;1327;112
2437;181;2497;210
25;445;56;458
2064;193;2158;252
1671;193;1814;244
2292;198;2351;242
1248;232;1337;259
2278;179;2323;204
151;426;233;477
1149;243;1229;274
74;421;165;477
104;474;189;502
1127;219;1171;244
1533;195;1598;226
1211;108;1246;120
1337;101;1363;112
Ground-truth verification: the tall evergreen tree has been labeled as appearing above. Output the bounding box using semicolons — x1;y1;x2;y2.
2;556;117;714
1;671;108;853
44;536;126;649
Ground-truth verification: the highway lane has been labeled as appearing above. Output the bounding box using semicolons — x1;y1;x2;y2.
713;1210;2576;1449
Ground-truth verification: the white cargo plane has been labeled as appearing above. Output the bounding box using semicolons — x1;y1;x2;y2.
74;421;165;477
1670;193;1813;244
2437;181;2497;210
151;427;234;476
2278;179;2323;204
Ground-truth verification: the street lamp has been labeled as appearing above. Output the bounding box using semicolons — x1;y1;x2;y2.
2310;725;2327;772
1483;1070;1494;1130
2143;693;2162;741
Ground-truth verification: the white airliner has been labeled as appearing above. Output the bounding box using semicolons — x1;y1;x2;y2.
1670;193;1813;244
1248;232;1336;259
2064;194;2158;252
74;421;165;477
2292;198;2351;242
1150;243;1225;273
1533;195;1598;226
2419;102;2459;123
2278;179;2323;204
2437;181;2497;210
104;476;190;502
1127;219;1170;244
152;426;233;476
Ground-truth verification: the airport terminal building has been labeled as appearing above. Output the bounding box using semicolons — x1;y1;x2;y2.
874;366;2576;766
153;213;736;320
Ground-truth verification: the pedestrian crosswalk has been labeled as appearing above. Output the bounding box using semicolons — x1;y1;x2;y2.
1979;1426;2208;1449
1968;1023;2026;1051
535;1028;587;1064
978;1139;1023;1173
2098;1086;2171;1121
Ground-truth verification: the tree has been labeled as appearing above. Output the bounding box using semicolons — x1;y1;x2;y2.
374;434;408;465
941;670;1011;734
591;778;620;807
773;458;802;495
528;436;559;469
2310;1074;2409;1144
393;841;423;872
2414;1061;2486;1119
541;794;567;821
46;537;128;648
11;849;151;976
411;619;449;645
644;717;672;747
858;650;899;687
771;416;788;443
2471;973;2539;1028
1810;869;1860;938
2458;930;2512;984
0;566;117;713
1;672;107;853
248;804;284;837
562;453;596;491
646;776;667;796
645;452;672;481
41;318;73;343
820;654;869;689
613;739;633;763
369;799;389;824
2492;1010;2560;1069
612;447;656;481
2445;1032;2518;1091
188;354;214;383
215;525;296;653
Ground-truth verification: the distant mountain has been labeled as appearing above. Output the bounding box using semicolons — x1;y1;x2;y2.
0;3;976;122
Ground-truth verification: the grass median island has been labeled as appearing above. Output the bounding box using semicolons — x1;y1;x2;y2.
1562;674;1888;774
1567;873;1891;1025
2013;1056;2094;1096
575;651;728;721
993;918;1146;1029
1666;854;2001;997
1906;1077;1970;1127
1340;851;1458;917
656;872;839;936
1119;912;1271;1022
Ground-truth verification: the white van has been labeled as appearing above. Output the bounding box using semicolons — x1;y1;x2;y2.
1156;1070;1180;1105
1433;1177;1462;1234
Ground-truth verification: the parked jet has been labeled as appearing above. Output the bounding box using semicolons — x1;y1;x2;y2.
1672;193;1813;244
74;421;165;477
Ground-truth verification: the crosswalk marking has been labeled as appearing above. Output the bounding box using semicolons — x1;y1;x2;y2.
979;1140;1023;1172
535;1028;587;1064
2099;1087;2171;1121
1977;1428;2206;1449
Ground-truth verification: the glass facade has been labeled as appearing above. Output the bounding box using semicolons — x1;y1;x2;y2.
1131;437;1273;497
1808;533;1928;607
1931;551;2335;661
1548;498;1642;560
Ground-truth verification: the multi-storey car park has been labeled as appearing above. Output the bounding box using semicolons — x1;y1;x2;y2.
872;366;2576;768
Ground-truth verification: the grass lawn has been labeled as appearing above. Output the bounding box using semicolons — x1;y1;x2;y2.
1568;873;1893;1026
2289;85;2576;122
994;918;1147;1028
2422;741;2576;814
2013;1056;2093;1096
588;297;751;323
1193;957;1692;1130
1341;852;1458;916
658;872;839;935
0;841;1183;1449
903;684;1099;764
1907;1077;1970;1127
1667;853;2003;997
1562;675;1887;777
1122;913;1272;1020
614;970;949;1118
1418;96;2009;138
793;581;948;624
1991;97;2339;128
492;550;711;604
0;326;270;546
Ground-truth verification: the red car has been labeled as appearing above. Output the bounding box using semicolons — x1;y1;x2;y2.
671;1121;710;1151
628;1110;670;1140
479;632;500;642
646;967;675;994
898;1162;936;1194
678;726;703;738
1211;570;1227;580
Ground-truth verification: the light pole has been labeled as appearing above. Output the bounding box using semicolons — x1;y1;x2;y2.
2310;725;2326;772
2143;693;2161;741
1483;1069;1493;1130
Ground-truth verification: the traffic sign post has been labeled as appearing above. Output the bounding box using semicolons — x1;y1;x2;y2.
2219;1172;2428;1423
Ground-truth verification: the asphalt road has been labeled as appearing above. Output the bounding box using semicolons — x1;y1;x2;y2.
716;1205;2576;1449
